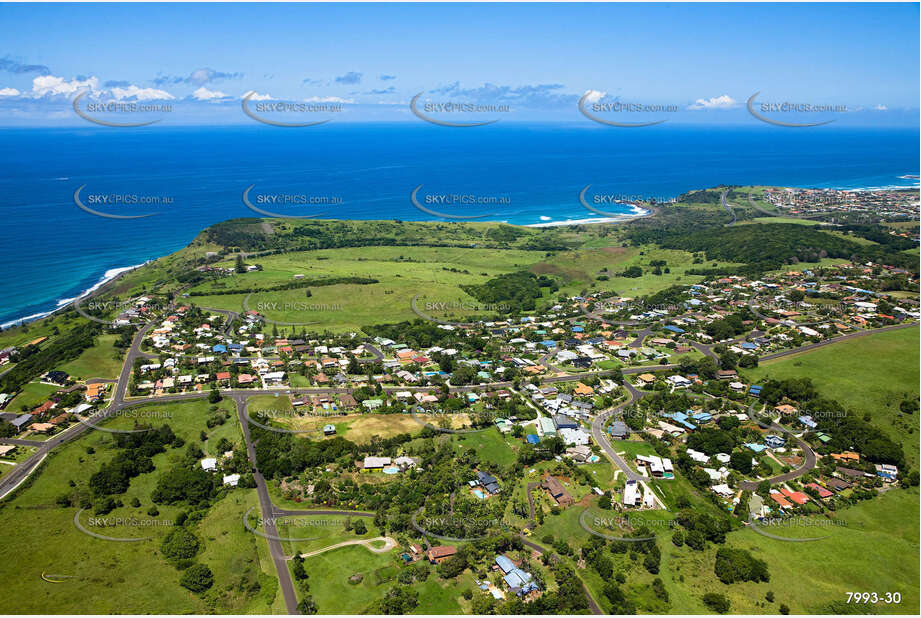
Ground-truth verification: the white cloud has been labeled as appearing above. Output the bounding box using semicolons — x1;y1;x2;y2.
243;90;273;101
582;89;606;104
688;94;737;110
191;86;229;101
304;95;352;103
110;85;174;101
32;74;100;97
0;87;21;97
874;104;888;111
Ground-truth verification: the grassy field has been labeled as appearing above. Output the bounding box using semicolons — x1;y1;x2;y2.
659;487;919;614
451;427;519;467
742;326;920;467
274;513;384;556
5;381;60;412
299;543;475;614
57;334;126;381
0;397;276;614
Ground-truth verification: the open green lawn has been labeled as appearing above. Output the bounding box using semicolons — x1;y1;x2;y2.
189;246;546;332
57;334;126;381
741;326;920;467
273;514;383;556
451;428;519;467
299;543;475;614
6;381;60;412
659;488;919;614
0;397;275;614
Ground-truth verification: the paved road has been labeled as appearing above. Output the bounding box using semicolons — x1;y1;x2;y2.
298;536;396;558
200;306;240;336
590;381;646;482
739;403;818;491
628;327;654;348
688;341;717;360
234;394;299;614
518;537;603;614
758;322;917;363
720;190;737;225
0;438;45;447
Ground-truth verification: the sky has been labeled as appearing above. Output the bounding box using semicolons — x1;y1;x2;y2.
0;2;918;125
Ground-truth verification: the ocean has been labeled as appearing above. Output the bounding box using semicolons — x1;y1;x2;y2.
0;123;917;327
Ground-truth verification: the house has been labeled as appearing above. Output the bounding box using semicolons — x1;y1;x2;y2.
836;466;871;479
623;480;640;506
565;445;592;462
363;456;391;470
825;477;852;492
769;492;792;508
831;451;860;463
716;369;738;380
609;421;629;439
541;475;574;507
11;414;32;433
559;427;590;446
804;483;833;498
496;554;539;596
875;463;898;482
200;458;217;472
553;414;578;430
222;473;241;487
427;546;457;564
323;424;336;436
476;470;501;495
764;434;786;448
780;487;809;505
636;373;656;385
45;370;68;385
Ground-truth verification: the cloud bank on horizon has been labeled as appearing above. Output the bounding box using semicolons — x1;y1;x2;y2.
0;2;916;125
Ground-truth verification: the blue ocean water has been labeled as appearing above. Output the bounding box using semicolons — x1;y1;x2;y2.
0;123;917;327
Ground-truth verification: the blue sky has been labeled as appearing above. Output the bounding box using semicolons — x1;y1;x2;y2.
0;2;918;125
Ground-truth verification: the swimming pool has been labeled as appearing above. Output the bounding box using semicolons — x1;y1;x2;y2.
472;488;486;499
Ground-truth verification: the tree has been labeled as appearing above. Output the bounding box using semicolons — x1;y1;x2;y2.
353;519;367;535
208;387;222;404
179;564;214;593
729;451;753;475
703;593;730;614
161;528;200;564
235;255;245;274
297;597;318;614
